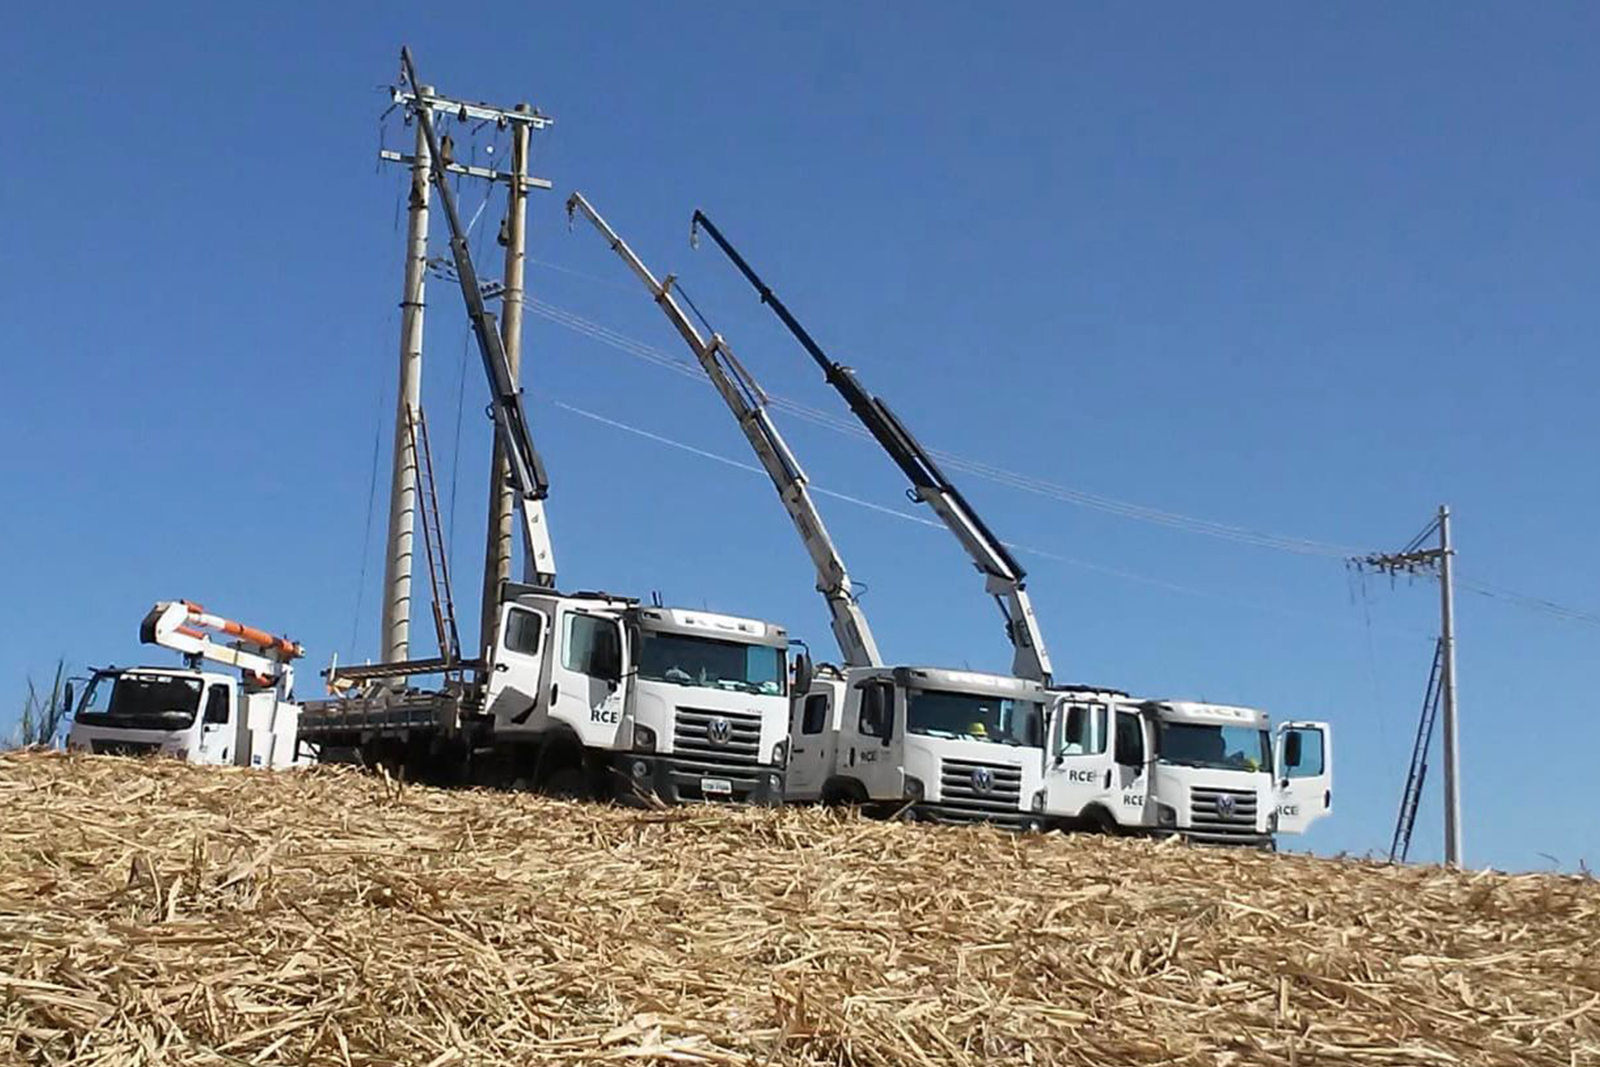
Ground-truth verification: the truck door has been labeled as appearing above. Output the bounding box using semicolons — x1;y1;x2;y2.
1047;700;1114;820
787;689;833;801
842;678;900;801
1275;721;1332;834
1111;709;1152;827
484;601;551;730
196;683;233;765
546;607;628;749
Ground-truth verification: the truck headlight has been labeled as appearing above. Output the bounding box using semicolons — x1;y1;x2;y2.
633;724;656;752
903;775;925;802
770;740;789;768
1156;803;1177;828
1031;789;1047;813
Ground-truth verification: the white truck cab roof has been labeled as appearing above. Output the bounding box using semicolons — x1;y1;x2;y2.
1146;700;1271;729
637;606;789;649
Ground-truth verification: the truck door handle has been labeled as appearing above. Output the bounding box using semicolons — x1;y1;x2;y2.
849;747;856;766
550;683;559;703
1104;769;1111;789
495;663;510;672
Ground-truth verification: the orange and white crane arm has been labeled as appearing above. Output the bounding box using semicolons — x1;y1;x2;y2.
139;600;303;692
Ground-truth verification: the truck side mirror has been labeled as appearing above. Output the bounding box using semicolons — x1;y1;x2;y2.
1284;730;1303;769
793;651;813;697
61;682;74;718
593;626;623;684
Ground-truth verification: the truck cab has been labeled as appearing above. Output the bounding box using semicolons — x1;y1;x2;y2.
1042;695;1332;845
788;664;1046;829
463;587;791;803
66;666;304;769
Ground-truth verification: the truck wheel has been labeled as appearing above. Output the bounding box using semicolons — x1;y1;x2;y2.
1090;807;1118;836
542;765;590;800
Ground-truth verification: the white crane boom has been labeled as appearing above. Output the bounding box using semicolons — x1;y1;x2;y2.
565;192;882;669
689;211;1055;684
140;600;303;695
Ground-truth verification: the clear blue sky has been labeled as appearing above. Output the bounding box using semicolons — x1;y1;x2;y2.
2;3;1595;872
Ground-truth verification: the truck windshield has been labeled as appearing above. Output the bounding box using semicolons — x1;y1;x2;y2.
637;632;786;696
75;673;203;731
907;690;1042;747
1157;722;1271;772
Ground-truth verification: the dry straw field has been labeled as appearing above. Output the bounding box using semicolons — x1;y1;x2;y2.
1;751;1595;1066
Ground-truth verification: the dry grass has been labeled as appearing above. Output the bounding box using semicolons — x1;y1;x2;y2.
1;751;1596;1066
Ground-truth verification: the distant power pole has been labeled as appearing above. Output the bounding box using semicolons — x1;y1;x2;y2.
480;102;533;655
379;94;434;665
1354;504;1462;867
378;83;553;665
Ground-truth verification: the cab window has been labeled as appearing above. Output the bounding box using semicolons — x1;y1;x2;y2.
563;614;623;680
1285;728;1325;778
801;693;829;735
1114;711;1145;767
1060;704;1107;756
202;685;230;726
504;608;544;656
857;682;893;740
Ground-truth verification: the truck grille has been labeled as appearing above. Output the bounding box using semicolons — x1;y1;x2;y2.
90;740;163;757
1189;787;1260;841
673;708;763;771
930;759;1025;825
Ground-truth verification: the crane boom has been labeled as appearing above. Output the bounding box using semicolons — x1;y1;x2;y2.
140;600;303;695
566;193;881;669
398;47;555;587
689;210;1054;684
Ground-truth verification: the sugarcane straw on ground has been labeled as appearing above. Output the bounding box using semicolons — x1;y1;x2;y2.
1;751;1595;1065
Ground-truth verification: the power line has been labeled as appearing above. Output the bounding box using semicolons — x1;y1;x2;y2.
425;260;1599;631
550;400;1433;640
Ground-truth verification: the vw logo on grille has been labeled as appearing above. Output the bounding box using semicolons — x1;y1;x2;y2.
706;716;733;745
971;767;995;794
1216;794;1237;819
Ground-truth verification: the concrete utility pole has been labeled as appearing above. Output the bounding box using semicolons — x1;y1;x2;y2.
1354;504;1463;867
1437;505;1462;867
377;83;554;665
480;103;532;654
379;102;433;664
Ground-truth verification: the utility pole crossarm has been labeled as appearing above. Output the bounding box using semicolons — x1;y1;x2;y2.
689;211;1054;684
566;193;882;669
398;47;555;588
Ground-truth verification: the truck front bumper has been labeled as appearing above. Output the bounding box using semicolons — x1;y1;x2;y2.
614;754;785;807
1157;828;1276;849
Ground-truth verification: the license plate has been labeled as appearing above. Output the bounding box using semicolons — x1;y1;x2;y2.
700;777;733;797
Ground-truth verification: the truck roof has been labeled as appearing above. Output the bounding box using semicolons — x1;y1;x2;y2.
639;606;789;649
1147;700;1270;727
891;665;1047;699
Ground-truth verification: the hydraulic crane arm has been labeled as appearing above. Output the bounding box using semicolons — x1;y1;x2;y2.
566;193;881;669
140;600;303;694
690;211;1054;684
398;47;555;587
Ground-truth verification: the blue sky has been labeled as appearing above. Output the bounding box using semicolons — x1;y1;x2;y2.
2;3;1595;872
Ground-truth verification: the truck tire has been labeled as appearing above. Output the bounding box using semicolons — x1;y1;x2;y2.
541;764;590;800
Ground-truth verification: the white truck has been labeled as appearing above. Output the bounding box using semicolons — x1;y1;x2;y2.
1043;689;1332;845
65;600;306;769
570;195;1045;827
298;52;791;805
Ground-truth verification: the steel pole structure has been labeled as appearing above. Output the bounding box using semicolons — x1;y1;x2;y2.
479;104;531;654
379;106;433;664
1437;504;1463;866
